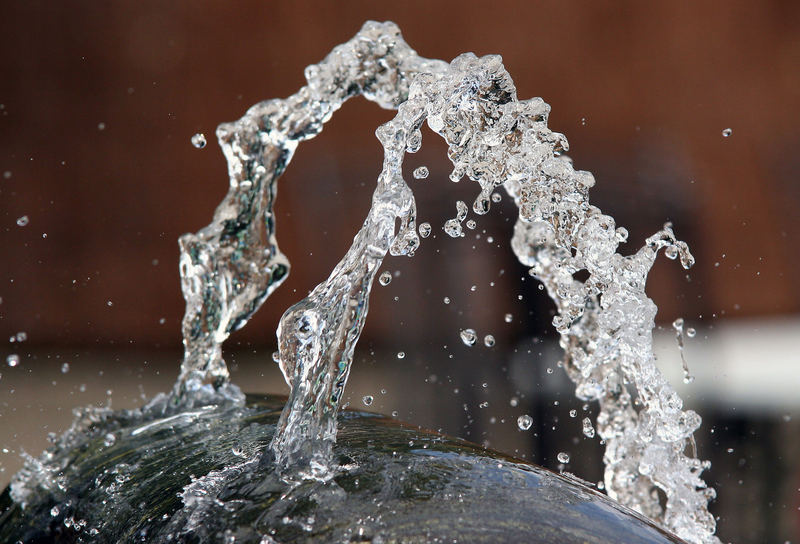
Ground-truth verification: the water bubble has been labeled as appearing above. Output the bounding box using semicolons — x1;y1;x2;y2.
378;271;392;286
483;334;495;347
418;222;432;238
61;362;70;374
517;414;533;430
191;133;207;148
16;215;29;227
504;313;513;323
582;417;596;438
6;354;19;367
396;351;405;359
361;395;374;407
459;328;477;346
491;192;502;203
557;452;570;464
412;166;429;179
722;128;732;138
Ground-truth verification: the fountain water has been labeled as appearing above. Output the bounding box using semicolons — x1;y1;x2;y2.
3;20;720;544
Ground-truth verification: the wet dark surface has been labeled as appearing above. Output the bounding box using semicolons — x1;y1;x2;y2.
0;394;685;543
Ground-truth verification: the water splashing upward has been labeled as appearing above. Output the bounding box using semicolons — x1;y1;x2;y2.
172;21;718;543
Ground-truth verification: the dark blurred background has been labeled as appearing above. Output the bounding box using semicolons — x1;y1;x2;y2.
1;1;799;542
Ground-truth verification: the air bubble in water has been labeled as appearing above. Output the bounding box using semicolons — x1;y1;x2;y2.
557;452;570;464
362;395;373;406
418;222;431;238
6;354;19;367
722;128;732;138
459;328;477;346
378;271;392;286
412;166;429;179
191;133;207;148
517;415;533;430
16;215;29;227
483;334;495;347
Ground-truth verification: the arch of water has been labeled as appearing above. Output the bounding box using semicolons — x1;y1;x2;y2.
15;20;720;544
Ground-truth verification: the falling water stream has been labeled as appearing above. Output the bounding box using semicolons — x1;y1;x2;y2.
9;21;720;544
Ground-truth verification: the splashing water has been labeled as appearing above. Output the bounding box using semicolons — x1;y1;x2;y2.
9;20;719;544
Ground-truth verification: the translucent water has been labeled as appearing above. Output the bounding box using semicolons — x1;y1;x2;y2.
9;20;719;544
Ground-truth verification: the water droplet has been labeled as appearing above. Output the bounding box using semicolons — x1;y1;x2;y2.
582;417;595;438
418;222;431;238
569;409;577;418
483;334;495;347
686;327;696;338
103;433;116;447
491;192;502;203
504;313;513;323
466;219;476;230
61;362;70;374
97;122;106;131
191;133;207;148
362;395;373;406
6;354;19;367
15;331;26;342
2;171;11;179
16;215;29;227
271;351;280;363
443;297;450;304
722;128;732;138
557;452;570;464
517;414;533;430
459;328;477;346
50;506;60;517
396;351;405;359
378;271;392;286
412;166;429;179
509;396;519;407
106;300;113;307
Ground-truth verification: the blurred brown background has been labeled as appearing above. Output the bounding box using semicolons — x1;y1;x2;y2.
1;1;799;542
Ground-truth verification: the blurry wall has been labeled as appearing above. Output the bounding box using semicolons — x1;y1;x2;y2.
1;0;798;350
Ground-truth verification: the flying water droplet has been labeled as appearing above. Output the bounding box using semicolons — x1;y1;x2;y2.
362;395;373;406
722;128;732;138
504;313;513;323
582;417;596;438
6;354;19;367
483;334;495;347
418;222;431;238
16;215;29;227
459;328;477;346
396;351;405;359
557;452;570;464
378;271;392;286
517;414;533;430
491;192;502;203
191;133;207;148
412;166;429;179
61;362;70;374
